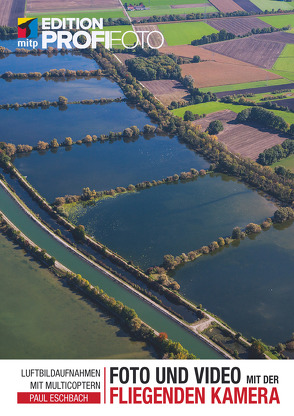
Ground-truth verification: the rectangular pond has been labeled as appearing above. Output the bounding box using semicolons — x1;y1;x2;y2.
0;102;152;145
172;221;294;346
0;52;98;74
0;76;123;104
13;135;209;202
0;232;154;359
65;174;277;269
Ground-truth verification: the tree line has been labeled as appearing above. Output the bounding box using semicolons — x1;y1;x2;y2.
1;68;101;79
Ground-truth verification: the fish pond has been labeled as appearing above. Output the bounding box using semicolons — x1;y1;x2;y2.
65;173;277;269
0;51;98;74
172;221;294;346
0;76;123;104
13;135;209;202
0;101;152;145
0;232;155;359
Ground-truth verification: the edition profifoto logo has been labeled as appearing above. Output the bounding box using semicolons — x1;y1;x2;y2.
18;18;38;38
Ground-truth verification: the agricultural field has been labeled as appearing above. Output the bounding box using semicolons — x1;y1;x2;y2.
26;9;126;20
25;0;122;13
200;79;294;94
0;0;25;26
271;153;294;172
191;109;238;130
206;16;272;35
232;0;262;12
140;79;190;105
249;0;294;11
126;0;217;18
272;44;294;76
208;0;244;12
134;24;168;47
180;59;282;88
172;100;294;123
259;13;294;29
158;21;219;46
202;35;287;68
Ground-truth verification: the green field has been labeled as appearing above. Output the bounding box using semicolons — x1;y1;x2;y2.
172;101;294;124
272;44;294;73
199;78;292;93
27;9;126;20
271;154;294;172
259;14;294;28
158;21;218;46
250;0;294;11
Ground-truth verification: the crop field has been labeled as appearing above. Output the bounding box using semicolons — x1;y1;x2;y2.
26;9;126;20
249;0;294;11
259;14;294;29
126;0;217;18
202;36;286;68
180;60;281;88
207;16;272;36
95;25;135;48
25;0;122;13
134;25;168;48
232;0;262;12
1;0;25;26
216;123;288;160
272;44;294;72
193;109;238;131
208;0;244;12
158;22;219;46
211;81;294;96
200;79;293;94
270;97;294;110
140;79;190;105
172;100;294;123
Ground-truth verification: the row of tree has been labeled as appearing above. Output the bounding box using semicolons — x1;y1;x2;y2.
1;69;101;79
54;168;207;207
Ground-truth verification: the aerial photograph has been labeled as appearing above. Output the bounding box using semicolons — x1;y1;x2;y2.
1;0;294;361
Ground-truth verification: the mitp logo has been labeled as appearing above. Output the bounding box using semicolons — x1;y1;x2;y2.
18;18;38;38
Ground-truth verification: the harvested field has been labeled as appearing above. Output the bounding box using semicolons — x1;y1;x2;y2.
140;79;190;105
207;17;272;36
26;0;121;13
215;82;294;98
202;36;286;68
193;110;237;131
217;122;287;160
0;0;25;26
208;0;244;12
251;32;294;44
231;0;262;13
171;3;211;8
134;25;167;48
180;60;281;88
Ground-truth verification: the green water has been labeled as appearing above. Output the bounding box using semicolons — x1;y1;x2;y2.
0;185;222;359
173;222;294;346
0;233;154;359
67;173;277;269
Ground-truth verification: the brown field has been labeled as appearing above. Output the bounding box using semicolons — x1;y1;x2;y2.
202;36;285;69
171;3;211;8
207;17;272;36
134;25;168;48
193;110;237;131
180;61;281;88
195;111;287;159
140;79;190;105
208;0;244;13
26;0;121;13
0;0;25;26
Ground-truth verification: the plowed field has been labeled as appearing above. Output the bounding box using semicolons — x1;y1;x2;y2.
208;0;244;12
232;0;262;12
26;0;121;13
140;79;190;105
0;0;25;26
207;17;272;36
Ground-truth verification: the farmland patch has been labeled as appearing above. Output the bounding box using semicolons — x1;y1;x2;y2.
158;22;219;46
208;0;244;12
207;16;272;36
140;79;190;105
134;25;168;48
232;0;262;13
249;0;294;12
25;0;122;13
